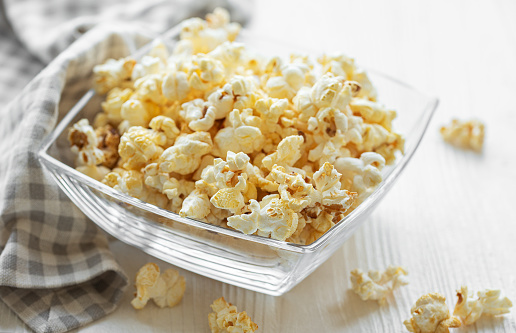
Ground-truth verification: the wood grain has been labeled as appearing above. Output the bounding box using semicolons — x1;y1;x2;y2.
1;0;515;332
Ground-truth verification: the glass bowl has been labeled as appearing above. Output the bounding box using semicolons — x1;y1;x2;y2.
38;27;438;296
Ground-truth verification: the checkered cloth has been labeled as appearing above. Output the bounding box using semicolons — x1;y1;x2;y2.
0;1;250;333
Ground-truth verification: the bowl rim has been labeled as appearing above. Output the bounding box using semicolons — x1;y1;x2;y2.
38;28;439;254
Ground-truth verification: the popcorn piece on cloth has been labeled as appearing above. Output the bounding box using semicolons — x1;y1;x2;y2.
68;119;105;166
404;293;461;333
93;57;136;94
131;263;186;309
208;297;258;333
440;118;485;152
453;286;512;325
350;266;408;305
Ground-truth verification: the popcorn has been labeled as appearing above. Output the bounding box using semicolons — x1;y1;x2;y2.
180;8;240;55
262;135;304;171
349;99;397;130
158;132;213;175
148;115;180;147
118;126;166;170
404;293;461;333
214;109;264;156
95;124;120;168
101;87;133;125
93;57;136;94
162;70;190;103
131;263;186;309
318;54;377;101
133;74;166;105
103;169;168;208
440;118;485;152
334;152;385;205
68;119;105;166
131;56;165;81
180;98;216;132
227;195;298;241
453;286;512;325
350;266;408;305
188;55;225;91
208;297;258;333
179;189;211;220
70;8;404;244
209;42;246;75
120;99;160;128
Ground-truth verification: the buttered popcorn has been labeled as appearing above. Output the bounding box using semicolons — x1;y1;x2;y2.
68;8;404;244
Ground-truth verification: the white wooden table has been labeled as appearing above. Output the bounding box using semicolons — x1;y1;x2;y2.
2;0;516;331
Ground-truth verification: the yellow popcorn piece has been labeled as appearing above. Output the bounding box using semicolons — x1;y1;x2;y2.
180;8;240;55
214;109;264;157
133;74;166;106
120;98;160;128
404;293;461;333
131;56;165;82
311;73;360;111
262;135;304;171
208;297;258;333
453;286;512;325
227;194;298;241
131;263;186;310
318;53;377;101
118;126;166;170
350;266;408;305
95;124;120;169
162;70;190;103
311;162;357;214
158;132;213;175
210;175;247;214
180;98;217;132
101;87;133;125
68;119;105;166
440;118;485;152
349;99;397;130
103;169;168;208
93;57;136;94
208;41;246;75
148;115;180;147
179;189;211;220
268;165;314;211
334;152;385;206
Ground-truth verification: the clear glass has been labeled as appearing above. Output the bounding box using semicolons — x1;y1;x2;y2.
38;27;438;296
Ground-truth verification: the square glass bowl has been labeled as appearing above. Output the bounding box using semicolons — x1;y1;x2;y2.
38;27;438;296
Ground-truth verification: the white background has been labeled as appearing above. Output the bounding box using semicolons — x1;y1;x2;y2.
2;0;516;331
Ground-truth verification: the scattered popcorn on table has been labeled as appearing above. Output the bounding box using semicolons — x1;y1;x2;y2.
350;266;408;305
68;7;404;244
131;263;186;309
453;286;512;325
404;293;461;333
208;297;258;333
440;118;485;152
